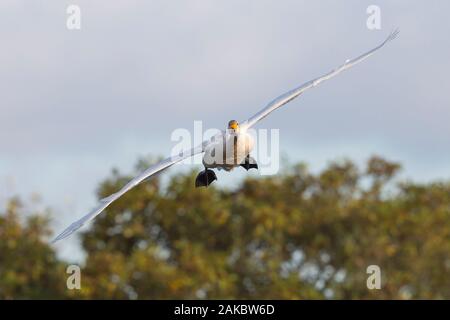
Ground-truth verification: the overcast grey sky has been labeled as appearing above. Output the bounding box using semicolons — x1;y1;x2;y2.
1;1;449;261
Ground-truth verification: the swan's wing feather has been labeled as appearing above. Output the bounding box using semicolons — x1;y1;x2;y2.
52;143;206;243
241;29;399;130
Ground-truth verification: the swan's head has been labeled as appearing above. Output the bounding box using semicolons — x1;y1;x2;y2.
228;120;239;132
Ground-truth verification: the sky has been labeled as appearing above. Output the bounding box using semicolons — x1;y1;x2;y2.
1;1;449;261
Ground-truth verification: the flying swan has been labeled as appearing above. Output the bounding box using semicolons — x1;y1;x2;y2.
53;30;399;243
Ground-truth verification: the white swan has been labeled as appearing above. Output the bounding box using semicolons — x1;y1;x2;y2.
53;30;399;243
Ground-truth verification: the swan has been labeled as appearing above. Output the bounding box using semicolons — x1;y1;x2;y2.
53;29;399;243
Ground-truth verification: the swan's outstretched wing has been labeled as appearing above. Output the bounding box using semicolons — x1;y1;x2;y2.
241;29;399;130
52;143;207;243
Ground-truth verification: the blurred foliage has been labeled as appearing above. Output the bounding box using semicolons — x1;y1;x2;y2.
1;156;449;299
0;198;67;299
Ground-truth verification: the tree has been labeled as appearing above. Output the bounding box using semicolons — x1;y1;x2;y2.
75;156;450;299
1;156;448;299
0;198;68;299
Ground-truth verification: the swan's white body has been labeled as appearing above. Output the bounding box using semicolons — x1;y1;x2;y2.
53;30;399;243
203;131;255;171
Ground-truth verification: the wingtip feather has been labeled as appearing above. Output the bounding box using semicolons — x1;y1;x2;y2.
387;28;400;42
51;221;83;243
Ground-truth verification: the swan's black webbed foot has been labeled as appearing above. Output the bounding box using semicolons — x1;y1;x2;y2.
240;156;258;170
195;168;217;187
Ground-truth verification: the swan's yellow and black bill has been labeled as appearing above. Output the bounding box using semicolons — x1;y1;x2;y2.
228;120;239;130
